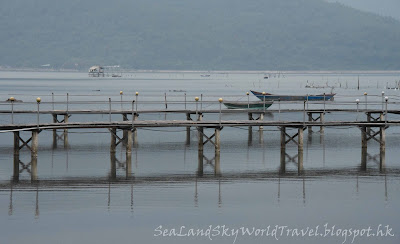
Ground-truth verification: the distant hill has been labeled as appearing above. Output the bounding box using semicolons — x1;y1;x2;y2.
1;0;400;70
325;0;400;20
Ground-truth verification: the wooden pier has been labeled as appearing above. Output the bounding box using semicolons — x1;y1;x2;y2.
1;97;399;181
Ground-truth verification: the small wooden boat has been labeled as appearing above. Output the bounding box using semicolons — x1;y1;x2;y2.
223;101;273;109
251;90;335;101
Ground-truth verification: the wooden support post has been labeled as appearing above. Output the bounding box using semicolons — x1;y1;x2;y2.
31;130;39;181
280;127;286;150
361;126;367;170
197;150;203;176
361;147;367;171
110;153;116;180
380;126;386;152
122;114;128;142
320;113;325;133
126;129;133;153
280;126;286;174
280;149;286;174
31;130;39;157
133;113;138;146
186;113;191;145
13;154;19;181
197;113;202;121
215;128;221;153
126;152;132;179
248;126;253;146
110;128;116;153
361;126;367;150
31;155;38;181
132;128;137;147
298;127;304;174
198;127;204;152
380;126;386;172
259;113;264;130
248;113;253;145
367;113;371;135
308;113;313;133
13;132;19;155
215;150;221;176
13;132;20;180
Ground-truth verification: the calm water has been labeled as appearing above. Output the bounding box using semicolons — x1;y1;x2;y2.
0;71;400;244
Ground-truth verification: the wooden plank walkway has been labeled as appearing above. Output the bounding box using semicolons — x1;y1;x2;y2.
0;108;399;114
0;120;399;132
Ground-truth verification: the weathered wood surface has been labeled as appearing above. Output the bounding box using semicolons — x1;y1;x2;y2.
0;120;399;132
0;108;399;115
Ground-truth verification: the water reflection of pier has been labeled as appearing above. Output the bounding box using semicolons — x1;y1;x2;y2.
5;165;396;217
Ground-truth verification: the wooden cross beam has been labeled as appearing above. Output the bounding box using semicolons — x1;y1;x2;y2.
109;129;124;147
284;131;299;146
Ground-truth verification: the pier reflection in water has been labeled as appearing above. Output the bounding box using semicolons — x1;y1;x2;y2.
4;130;396;219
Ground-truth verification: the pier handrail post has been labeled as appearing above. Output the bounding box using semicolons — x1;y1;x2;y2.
278;98;281;120
246;92;249;109
364;92;368;111
184;93;187;110
10;97;15;124
200;94;203;112
356;99;360;121
218;98;223;127
262;91;266;113
36;97;41;128
109;98;111;122
52;92;54;110
306;94;309;110
381;91;385;112
66;93;69;114
135;92;139;112
323;93;326;113
132;100;135;128
303;100;306;127
164;92;167;109
385;97;388;126
120;91;123;110
195;97;199;119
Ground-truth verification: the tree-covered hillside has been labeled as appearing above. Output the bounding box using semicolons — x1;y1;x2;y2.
1;0;399;70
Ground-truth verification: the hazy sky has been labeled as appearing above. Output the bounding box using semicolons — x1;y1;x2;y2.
325;0;400;20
